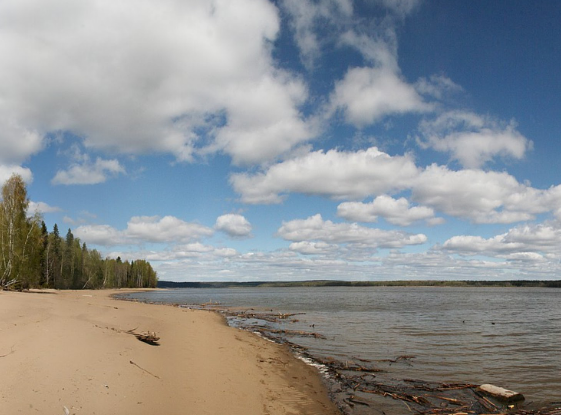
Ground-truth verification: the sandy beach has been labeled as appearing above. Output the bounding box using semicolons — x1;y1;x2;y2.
0;289;340;415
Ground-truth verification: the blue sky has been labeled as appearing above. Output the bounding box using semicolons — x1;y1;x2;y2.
2;0;561;281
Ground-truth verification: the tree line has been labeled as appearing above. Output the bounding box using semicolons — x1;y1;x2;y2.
0;174;157;290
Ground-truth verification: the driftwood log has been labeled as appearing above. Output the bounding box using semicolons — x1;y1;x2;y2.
126;328;160;345
478;384;525;403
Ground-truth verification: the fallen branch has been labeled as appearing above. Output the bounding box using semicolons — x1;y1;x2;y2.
129;360;160;379
256;327;326;339
0;345;15;358
376;355;416;364
126;328;160;345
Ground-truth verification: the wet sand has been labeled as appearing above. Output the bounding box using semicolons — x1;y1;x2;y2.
0;289;340;415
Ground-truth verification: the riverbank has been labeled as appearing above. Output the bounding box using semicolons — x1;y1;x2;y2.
0;289;340;415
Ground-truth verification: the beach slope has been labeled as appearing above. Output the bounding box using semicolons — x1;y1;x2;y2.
0;290;340;415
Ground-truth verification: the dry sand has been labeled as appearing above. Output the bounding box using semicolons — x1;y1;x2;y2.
0;289;341;415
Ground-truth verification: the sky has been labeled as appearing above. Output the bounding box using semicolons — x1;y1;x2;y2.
1;0;561;282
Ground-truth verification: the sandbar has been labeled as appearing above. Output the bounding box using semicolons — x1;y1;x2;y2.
0;289;340;415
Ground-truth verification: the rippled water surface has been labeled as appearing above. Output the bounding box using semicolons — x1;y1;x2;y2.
124;287;561;407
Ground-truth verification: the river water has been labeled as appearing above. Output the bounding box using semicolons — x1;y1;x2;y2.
122;286;561;410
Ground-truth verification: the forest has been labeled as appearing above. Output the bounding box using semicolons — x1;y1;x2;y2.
0;174;157;290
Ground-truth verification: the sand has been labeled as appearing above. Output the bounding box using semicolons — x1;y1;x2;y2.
0;289;341;415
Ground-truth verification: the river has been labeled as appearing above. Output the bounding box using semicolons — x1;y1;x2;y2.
122;286;561;412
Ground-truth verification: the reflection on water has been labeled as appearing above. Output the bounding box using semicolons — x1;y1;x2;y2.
124;286;561;408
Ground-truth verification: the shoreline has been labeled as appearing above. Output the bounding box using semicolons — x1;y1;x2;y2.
0;289;341;415
118;289;561;415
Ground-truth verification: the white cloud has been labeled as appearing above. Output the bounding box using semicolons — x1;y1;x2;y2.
441;222;561;260
0;0;313;165
212;74;314;165
215;214;252;237
339;30;399;70
289;241;338;255
282;2;429;127
412;165;561;224
126;216;213;244
330;66;430;127
28;201;61;215
281;0;353;68
231;147;419;204
378;0;421;16
215;247;239;257
278;214;427;248
52;155;125;185
74;215;214;246
0;114;44;164
337;195;440;226
417;111;532;168
415;75;463;100
232;143;561;225
74;224;124;246
109;243;239;263
0;165;33;185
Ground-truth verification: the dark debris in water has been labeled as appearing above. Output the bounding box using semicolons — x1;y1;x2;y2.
217;308;561;415
322;358;561;415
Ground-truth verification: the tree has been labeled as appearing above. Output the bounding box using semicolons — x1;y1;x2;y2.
39;221;49;287
0;174;41;288
51;224;62;288
62;228;76;288
0;176;157;290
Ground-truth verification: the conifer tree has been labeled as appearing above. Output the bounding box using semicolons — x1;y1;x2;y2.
0;176;157;290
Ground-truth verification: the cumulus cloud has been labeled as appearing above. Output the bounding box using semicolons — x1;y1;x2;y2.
109;242;239;263
0;115;44;164
441;222;561;261
28;201;61;215
74;224;124;246
289;241;338;255
52;155;125;185
126;216;213;243
278;214;427;248
75;215;213;246
0;0;314;165
231;147;419;204
232;144;561;225
0;165;33;185
281;0;353;68
415;75;463;100
215;214;252;238
417;111;532;168
337;195;441;226
412;165;561;224
330;66;430;127
282;0;429;127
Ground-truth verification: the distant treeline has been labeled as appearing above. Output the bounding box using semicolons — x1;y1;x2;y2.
158;279;561;289
0;174;157;290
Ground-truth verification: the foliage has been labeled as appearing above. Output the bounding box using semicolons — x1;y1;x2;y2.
0;174;157;290
157;279;561;289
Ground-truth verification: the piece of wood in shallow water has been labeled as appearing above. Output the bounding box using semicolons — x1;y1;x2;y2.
477;384;524;403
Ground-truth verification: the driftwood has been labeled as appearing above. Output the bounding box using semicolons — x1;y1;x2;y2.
314;356;384;373
307;354;552;415
129;360;160;379
255;327;326;339
0;346;15;358
478;383;525;403
126;328;160;345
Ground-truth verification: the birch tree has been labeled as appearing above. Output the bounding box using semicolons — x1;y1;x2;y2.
0;174;39;288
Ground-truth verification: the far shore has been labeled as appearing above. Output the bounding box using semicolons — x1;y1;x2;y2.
0;289;340;415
